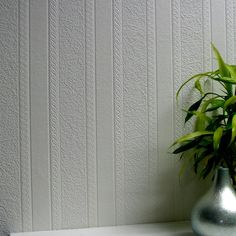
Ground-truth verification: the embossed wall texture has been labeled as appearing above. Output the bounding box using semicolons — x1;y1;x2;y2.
0;0;235;234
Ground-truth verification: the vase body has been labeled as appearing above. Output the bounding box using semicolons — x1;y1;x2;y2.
191;167;236;236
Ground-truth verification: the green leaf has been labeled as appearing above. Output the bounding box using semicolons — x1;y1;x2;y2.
194;150;213;174
211;43;229;77
201;157;215;179
224;96;236;110
205;99;224;112
176;72;213;99
195;112;209;131
201;97;217;112
198;137;213;147
173;139;200;154
226;64;236;79
172;131;213;146
212;43;232;95
206;115;227;131
194;78;204;95
230;114;236;144
213;76;236;85
213;126;224;151
184;98;203;123
178;154;189;177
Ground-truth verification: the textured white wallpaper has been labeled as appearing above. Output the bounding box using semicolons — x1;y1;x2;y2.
0;0;235;235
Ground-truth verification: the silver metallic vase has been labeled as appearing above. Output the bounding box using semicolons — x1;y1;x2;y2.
191;167;236;236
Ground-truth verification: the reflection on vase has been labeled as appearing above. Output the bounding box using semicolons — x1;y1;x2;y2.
191;167;236;236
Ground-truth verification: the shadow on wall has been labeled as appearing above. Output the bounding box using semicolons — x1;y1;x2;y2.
175;233;194;236
0;206;9;236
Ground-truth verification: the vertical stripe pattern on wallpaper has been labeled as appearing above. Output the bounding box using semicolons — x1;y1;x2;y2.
19;0;32;232
48;0;61;230
1;0;236;234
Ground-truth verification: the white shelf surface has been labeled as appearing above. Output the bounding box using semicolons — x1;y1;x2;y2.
11;221;193;236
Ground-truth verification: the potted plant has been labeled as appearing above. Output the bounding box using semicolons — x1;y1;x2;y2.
172;44;236;184
172;44;236;236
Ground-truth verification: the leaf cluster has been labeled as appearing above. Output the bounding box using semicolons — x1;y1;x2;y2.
172;44;236;185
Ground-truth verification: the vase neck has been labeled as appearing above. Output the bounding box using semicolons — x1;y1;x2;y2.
214;167;231;189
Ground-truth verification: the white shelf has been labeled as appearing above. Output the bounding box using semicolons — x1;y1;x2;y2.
11;221;193;236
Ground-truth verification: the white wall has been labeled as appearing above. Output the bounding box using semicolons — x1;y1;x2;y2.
0;0;234;234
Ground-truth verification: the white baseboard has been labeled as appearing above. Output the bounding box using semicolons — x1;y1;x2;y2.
11;221;192;236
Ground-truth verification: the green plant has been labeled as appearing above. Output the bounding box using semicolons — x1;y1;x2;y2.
172;44;236;185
